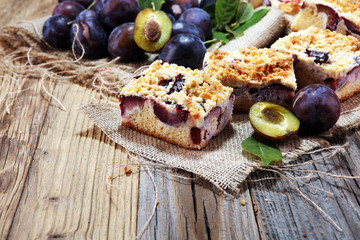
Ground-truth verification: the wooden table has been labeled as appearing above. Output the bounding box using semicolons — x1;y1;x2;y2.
1;0;360;239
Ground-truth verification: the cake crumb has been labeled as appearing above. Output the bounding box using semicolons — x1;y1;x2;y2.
124;166;132;176
240;200;246;206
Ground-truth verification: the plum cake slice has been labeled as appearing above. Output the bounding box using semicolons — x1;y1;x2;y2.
203;47;297;113
119;60;234;150
290;0;360;38
271;26;360;101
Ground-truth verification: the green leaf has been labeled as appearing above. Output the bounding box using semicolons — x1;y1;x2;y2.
241;137;282;166
138;0;165;10
215;0;239;30
225;25;243;39
203;3;215;19
235;2;254;24
233;8;270;32
212;31;230;44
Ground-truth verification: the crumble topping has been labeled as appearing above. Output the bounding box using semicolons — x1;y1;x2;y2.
271;26;360;76
204;47;297;90
120;60;233;118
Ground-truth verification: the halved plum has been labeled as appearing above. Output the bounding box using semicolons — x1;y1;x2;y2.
134;8;172;52
249;102;300;141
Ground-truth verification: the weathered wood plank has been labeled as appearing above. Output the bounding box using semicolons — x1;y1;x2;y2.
249;132;360;240
137;168;260;239
0;67;56;239
6;81;139;239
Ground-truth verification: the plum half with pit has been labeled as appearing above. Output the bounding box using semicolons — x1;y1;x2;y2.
249;102;300;141
292;84;341;133
158;33;206;69
134;8;172;52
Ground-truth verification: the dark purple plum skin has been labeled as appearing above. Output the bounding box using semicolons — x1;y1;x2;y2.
108;23;144;62
292;84;341;133
163;0;199;19
159;33;206;70
70;16;108;59
178;7;212;40
43;15;72;49
96;0;139;32
153;101;189;127
166;12;176;22
53;1;85;20
171;21;205;41
76;9;97;21
58;0;94;8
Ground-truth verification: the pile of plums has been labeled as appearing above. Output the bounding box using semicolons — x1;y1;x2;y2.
43;0;214;69
249;84;341;141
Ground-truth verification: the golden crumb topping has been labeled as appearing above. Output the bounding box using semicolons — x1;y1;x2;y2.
120;61;233;118
272;26;360;53
271;26;360;76
305;0;360;26
204;47;297;90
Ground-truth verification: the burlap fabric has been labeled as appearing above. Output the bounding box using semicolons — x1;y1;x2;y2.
1;8;359;193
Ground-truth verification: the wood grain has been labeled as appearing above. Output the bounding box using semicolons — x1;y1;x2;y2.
5;81;139;240
0;64;56;239
0;0;360;239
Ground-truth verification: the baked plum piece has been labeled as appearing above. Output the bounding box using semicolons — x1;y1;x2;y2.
119;60;234;149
